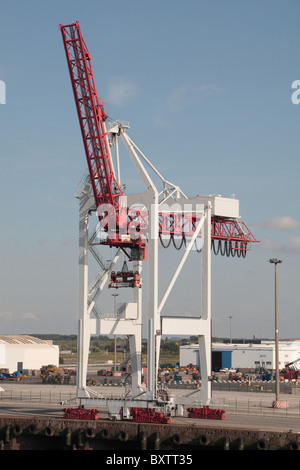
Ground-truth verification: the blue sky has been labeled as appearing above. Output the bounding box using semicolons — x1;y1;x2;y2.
0;0;299;339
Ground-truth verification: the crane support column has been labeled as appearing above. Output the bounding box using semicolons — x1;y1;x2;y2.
129;259;143;396
147;195;159;400
198;202;212;404
77;182;95;398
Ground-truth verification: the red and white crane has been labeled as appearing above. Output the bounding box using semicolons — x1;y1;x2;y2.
60;21;258;417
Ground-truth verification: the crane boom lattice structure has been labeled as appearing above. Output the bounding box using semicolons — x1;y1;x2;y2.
60;22;123;212
60;22;146;260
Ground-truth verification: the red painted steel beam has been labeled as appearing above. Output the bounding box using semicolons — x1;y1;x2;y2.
60;22;123;216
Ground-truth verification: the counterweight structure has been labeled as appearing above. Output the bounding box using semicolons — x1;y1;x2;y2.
60;22;258;417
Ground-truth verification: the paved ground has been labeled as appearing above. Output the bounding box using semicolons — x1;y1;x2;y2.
0;380;300;433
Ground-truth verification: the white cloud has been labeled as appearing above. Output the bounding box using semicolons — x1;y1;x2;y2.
154;83;221;128
61;237;74;247
107;78;138;106
261;238;280;251
259;216;300;230
0;311;13;321
0;311;39;324
284;236;300;253
261;236;300;254
166;84;220;112
153;113;170;129
22;312;39;321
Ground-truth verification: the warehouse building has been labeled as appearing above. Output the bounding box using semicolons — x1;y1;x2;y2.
0;335;59;373
180;340;300;372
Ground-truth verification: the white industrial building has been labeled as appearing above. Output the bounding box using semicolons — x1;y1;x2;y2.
0;336;59;373
180;341;300;371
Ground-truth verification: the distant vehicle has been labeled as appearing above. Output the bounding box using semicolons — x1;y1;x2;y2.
255;368;273;381
280;357;300;381
219;368;236;373
0;371;22;381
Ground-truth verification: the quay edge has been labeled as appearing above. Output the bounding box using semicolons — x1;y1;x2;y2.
0;415;299;450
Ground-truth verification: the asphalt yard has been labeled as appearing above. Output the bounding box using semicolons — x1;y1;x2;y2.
0;380;300;433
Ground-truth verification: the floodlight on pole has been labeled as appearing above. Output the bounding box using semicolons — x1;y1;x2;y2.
112;294;119;373
229;316;233;344
269;258;286;408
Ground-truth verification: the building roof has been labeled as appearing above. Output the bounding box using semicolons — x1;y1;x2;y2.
0;335;55;347
181;340;300;352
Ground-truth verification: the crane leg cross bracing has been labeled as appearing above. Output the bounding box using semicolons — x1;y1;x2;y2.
60;21;258;417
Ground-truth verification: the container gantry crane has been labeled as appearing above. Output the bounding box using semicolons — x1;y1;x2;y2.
60;21;258;419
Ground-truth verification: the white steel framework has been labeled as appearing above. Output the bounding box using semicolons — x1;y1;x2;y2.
60;21;256;419
73;122;220;416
